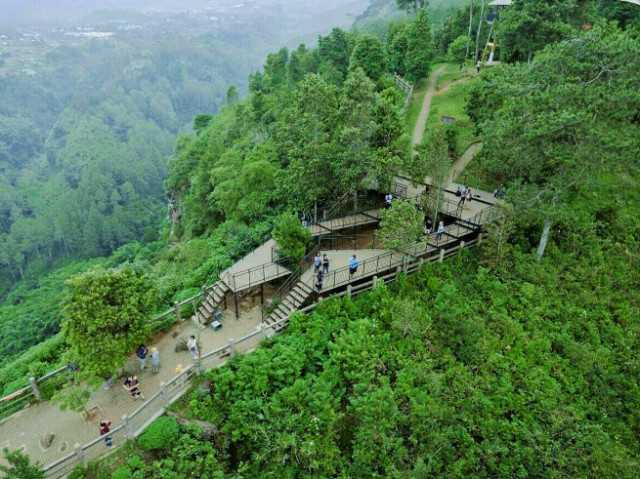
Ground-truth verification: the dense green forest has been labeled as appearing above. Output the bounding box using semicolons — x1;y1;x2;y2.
1;0;640;476
0;3;370;368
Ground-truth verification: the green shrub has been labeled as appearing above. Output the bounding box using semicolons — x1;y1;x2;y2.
272;212;311;264
111;466;132;479
137;416;180;452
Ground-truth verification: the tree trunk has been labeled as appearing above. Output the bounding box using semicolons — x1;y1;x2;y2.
475;0;486;62
536;219;552;261
466;0;474;59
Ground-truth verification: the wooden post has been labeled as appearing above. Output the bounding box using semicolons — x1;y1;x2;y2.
373;275;378;287
234;293;239;320
346;285;352;298
260;284;264;305
227;339;236;357
460;240;466;251
353;191;358;213
174;301;181;322
29;376;41;401
439;249;445;263
477;233;483;245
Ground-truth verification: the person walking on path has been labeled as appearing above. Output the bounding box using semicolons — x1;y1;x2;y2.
466;188;473;204
99;420;112;447
123;375;144;400
150;347;160;374
136;344;148;371
314;253;322;273
187;335;199;361
349;255;359;278
322;254;330;274
436;221;446;242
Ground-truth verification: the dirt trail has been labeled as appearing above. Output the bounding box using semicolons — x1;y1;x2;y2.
448;141;483;183
411;65;445;151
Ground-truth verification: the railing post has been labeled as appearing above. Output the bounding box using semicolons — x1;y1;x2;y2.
227;339;236;357
174;301;181;322
160;382;169;407
460;240;466;251
477;233;483;245
122;414;133;439
346;285;352;298
29;376;42;401
74;443;85;466
439;249;445;263
373;275;378;287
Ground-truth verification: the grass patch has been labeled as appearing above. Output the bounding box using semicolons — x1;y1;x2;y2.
426;79;479;157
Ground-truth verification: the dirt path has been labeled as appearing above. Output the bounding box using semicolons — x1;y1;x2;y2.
448;141;483;183
411;65;445;151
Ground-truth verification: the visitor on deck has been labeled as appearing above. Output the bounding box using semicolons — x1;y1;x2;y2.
314;253;322;273
466;188;473;203
322;254;330;274
123;375;144;400
315;270;324;290
99;420;112;447
349;255;359;277
136;344;148;371
436;221;446;242
458;186;467;207
150;347;160;374
385;193;393;208
187;335;199;360
424;217;433;235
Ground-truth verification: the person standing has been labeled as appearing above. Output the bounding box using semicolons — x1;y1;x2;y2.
385;193;393;208
476;60;481;73
322;254;330;274
314;253;322;273
315;270;324;291
99;420;112;447
150;347;160;374
436;221;446;242
187;335;199;361
466;188;473;204
136;344;148;371
349;255;359;278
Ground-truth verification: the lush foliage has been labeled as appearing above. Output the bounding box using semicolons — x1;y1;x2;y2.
137;416;180;452
0;449;44;479
272;212;312;264
377;200;424;250
62;267;156;380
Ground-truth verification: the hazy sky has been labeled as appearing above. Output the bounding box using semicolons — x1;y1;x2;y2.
0;0;213;26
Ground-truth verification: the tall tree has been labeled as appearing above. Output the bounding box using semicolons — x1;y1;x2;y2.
62;267;156;380
405;8;434;80
349;34;388;82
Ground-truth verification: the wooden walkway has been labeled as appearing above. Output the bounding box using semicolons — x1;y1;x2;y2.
308;209;382;236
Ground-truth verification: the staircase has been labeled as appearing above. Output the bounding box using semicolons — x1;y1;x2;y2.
192;280;230;325
264;280;314;330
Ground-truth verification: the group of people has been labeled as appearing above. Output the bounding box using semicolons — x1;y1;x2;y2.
312;253;360;290
456;185;473;209
424;217;447;241
314;253;330;289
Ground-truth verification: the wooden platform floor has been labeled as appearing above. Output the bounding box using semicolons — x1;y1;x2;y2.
221;239;291;293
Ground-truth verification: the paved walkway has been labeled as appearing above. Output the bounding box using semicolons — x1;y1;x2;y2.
0;306;261;468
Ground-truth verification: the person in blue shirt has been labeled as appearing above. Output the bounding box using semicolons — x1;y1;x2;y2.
314;253;322;273
349;255;359;277
136;344;148;371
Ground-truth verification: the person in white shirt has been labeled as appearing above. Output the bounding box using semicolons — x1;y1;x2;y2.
187;335;199;360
